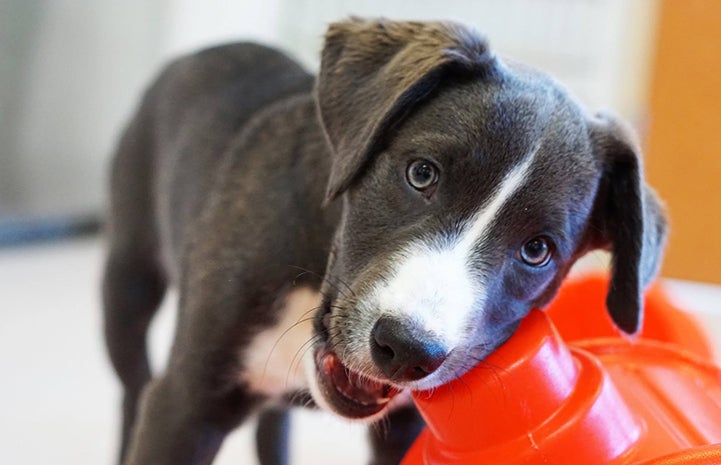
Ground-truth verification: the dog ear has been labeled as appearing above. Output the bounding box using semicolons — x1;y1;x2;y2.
586;112;668;334
316;18;494;202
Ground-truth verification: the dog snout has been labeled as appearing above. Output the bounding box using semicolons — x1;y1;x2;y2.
370;316;448;382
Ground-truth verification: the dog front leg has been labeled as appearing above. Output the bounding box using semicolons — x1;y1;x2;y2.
255;406;290;465
121;271;267;465
124;370;260;465
368;404;425;465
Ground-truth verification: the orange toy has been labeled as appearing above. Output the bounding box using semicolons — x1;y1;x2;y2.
402;275;721;465
546;274;714;359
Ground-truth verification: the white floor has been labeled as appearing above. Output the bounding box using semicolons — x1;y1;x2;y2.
1;237;720;465
0;237;369;465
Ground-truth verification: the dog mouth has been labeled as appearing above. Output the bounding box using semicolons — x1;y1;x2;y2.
313;345;400;418
311;301;400;418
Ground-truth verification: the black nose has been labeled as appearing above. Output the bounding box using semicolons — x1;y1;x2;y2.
370;316;447;382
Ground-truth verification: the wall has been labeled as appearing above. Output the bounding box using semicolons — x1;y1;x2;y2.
0;0;281;217
0;1;167;216
645;0;721;284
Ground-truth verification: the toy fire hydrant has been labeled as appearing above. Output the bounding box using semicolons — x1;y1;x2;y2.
402;276;721;465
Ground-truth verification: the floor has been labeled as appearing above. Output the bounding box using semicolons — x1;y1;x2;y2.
1;237;720;465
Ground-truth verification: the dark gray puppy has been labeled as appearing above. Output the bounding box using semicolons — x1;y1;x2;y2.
103;18;666;465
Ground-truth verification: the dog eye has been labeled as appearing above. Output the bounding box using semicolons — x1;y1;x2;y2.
519;236;553;267
406;160;439;191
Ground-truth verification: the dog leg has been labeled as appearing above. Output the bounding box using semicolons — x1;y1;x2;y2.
255;406;290;465
124;370;260;465
121;231;291;464
103;252;166;463
103;112;168;464
368;404;425;465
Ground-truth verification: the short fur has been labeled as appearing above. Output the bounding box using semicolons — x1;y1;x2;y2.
103;18;666;465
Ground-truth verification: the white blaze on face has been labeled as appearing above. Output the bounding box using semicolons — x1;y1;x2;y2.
370;152;537;349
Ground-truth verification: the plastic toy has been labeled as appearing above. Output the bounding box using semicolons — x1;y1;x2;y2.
402;275;721;465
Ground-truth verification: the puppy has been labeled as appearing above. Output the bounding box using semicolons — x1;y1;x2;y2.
103;18;667;465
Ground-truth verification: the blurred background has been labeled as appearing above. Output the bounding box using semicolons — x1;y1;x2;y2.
0;0;659;221
1;0;720;464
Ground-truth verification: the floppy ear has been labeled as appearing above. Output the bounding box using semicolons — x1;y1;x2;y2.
316;18;495;202
586;112;668;334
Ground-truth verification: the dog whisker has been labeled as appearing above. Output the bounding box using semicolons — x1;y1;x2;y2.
261;316;320;383
285;334;323;389
290;268;349;299
466;358;510;405
451;367;474;402
446;381;457;421
287;264;356;299
262;303;348;385
293;304;326;322
326;273;357;299
295;303;345;323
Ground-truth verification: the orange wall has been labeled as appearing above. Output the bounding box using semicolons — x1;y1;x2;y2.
645;0;721;284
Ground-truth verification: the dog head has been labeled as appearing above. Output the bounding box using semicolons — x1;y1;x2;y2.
306;19;667;420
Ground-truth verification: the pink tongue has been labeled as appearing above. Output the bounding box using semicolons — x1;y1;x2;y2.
322;353;398;406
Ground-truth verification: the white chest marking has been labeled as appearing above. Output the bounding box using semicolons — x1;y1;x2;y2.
371;151;537;349
241;288;321;397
